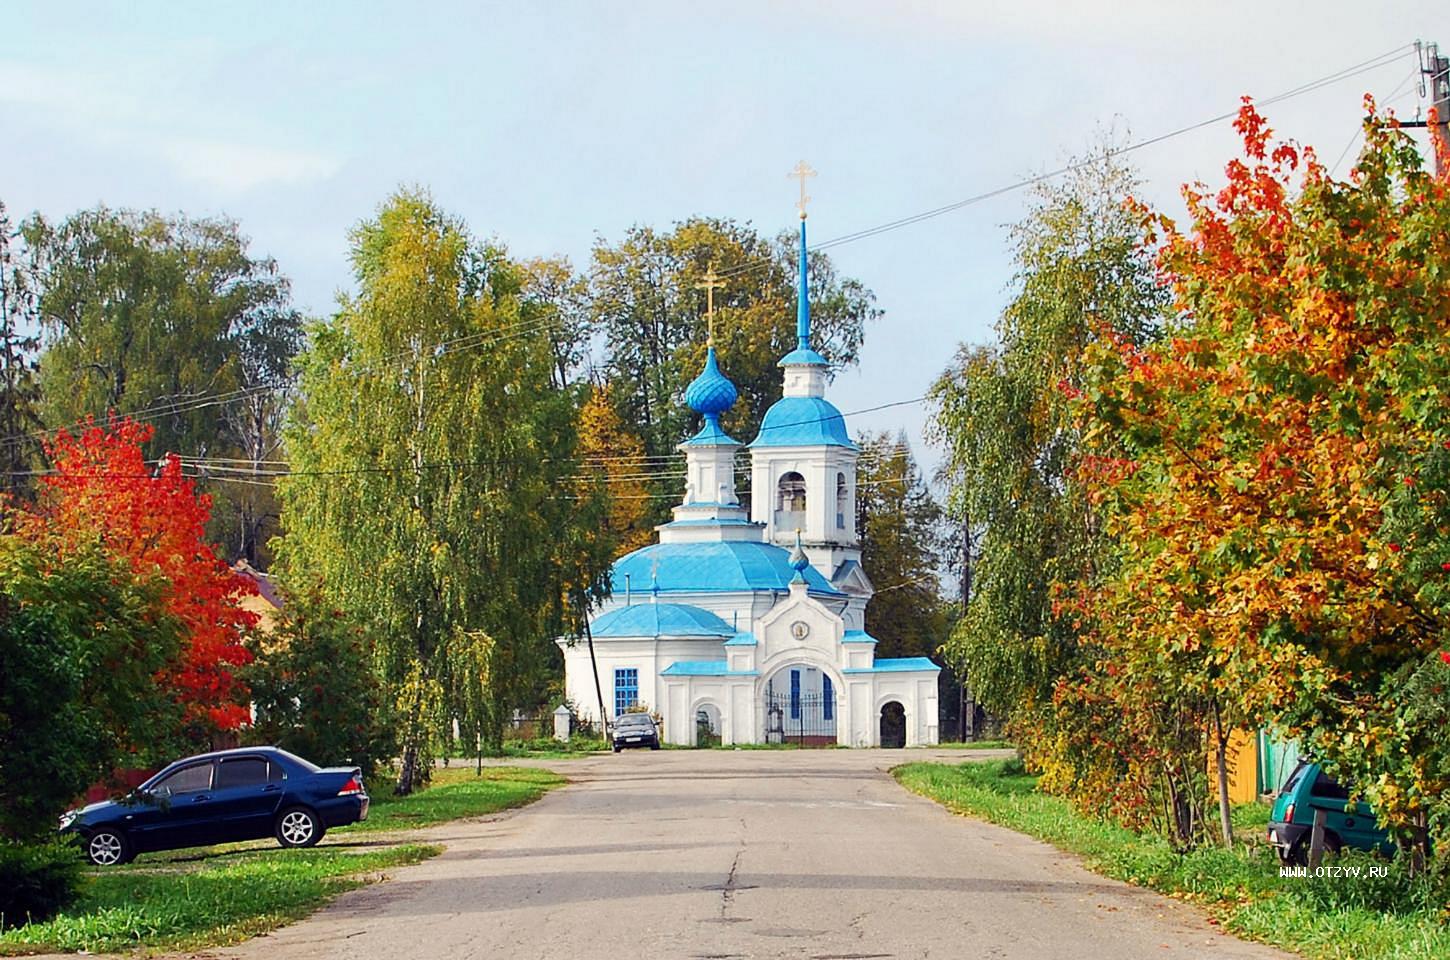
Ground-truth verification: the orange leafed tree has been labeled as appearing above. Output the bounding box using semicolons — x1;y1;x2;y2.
576;385;655;557
16;417;257;734
1080;99;1450;844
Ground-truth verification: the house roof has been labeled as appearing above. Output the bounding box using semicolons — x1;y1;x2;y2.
590;602;734;639
611;541;844;597
231;559;281;610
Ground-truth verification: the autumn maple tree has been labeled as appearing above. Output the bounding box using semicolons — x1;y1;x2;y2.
1079;99;1450;851
15;417;256;736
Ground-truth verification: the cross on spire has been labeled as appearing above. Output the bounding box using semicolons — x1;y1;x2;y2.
695;262;726;344
789;160;816;219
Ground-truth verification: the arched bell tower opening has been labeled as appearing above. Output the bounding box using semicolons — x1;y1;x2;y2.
776;471;807;530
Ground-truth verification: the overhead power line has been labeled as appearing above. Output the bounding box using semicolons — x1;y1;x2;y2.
714;43;1415;282
1;396;931;483
0;44;1416;453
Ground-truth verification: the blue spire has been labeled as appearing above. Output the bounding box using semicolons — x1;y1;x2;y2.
684;345;739;445
779;212;829;367
796;216;810;351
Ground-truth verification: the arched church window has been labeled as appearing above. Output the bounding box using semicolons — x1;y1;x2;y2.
777;472;807;513
836;472;848;529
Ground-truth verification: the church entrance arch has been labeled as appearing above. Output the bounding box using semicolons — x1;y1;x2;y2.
879;701;906;748
761;662;838;746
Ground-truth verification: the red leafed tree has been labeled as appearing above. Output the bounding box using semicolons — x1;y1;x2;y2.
18;417;256;734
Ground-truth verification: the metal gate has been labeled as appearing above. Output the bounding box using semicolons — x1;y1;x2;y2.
763;690;837;746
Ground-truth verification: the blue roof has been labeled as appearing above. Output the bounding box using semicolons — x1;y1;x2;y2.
843;656;940;674
722;632;757;646
661;660;758;677
611;541;844;596
590;602;733;638
842;630;878;644
778;346;829;366
681;417;739;446
750;396;856;448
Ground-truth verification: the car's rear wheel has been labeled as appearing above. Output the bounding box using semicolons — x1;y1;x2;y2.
85;829;132;866
275;807;324;848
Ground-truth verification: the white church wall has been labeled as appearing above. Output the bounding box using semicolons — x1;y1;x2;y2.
917;677;940;745
729;682;755;745
848;680;874;746
868;673;941;747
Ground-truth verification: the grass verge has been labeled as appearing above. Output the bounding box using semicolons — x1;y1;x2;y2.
930;739;1016;750
484;737;609;760
358;765;563;832
894;760;1449;960
0;844;439;955
0;764;563;955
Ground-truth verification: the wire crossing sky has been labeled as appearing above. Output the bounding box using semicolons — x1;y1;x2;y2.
4;1;1446;478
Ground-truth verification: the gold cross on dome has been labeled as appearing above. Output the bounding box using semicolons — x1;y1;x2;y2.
788;160;816;218
695;262;726;344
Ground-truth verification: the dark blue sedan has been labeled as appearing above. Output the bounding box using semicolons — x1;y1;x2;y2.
60;747;370;866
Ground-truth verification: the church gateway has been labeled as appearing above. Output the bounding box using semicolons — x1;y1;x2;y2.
558;192;939;748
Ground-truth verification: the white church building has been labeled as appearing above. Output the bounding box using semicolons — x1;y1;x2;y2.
558;202;939;748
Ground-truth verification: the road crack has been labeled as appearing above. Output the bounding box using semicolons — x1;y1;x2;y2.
719;846;743;919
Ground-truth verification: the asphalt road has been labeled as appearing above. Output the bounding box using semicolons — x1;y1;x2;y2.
197;749;1290;960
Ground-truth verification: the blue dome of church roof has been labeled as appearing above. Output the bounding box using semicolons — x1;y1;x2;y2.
590;602;734;638
749;396;857;449
684;346;738;416
611;541;843;596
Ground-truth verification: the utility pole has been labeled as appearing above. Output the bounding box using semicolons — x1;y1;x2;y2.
958;511;974;741
1405;40;1450;175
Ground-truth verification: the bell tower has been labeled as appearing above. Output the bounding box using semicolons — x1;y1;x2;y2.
748;165;867;598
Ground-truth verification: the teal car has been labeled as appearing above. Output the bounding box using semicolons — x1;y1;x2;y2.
1267;760;1394;864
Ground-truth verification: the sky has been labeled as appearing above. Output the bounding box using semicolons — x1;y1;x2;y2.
4;1;1446;481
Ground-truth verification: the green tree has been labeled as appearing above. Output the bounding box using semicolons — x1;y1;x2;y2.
856;431;949;659
0;532;182;839
275;190;611;794
521;256;591;390
22;207;302;564
928;146;1169;832
0;202;41;500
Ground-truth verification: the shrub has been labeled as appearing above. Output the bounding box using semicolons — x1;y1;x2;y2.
0;840;84;929
0;534;183;840
245;592;393;778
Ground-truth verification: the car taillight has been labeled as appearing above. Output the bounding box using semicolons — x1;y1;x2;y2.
1285;802;1296;824
338;777;363;796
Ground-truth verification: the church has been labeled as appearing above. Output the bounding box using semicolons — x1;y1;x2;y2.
557;191;939;748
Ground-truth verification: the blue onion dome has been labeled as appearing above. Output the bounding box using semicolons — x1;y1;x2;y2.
684;346;738;415
788;530;810;582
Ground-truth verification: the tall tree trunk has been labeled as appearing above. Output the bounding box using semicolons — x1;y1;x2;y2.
1212;699;1234;849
